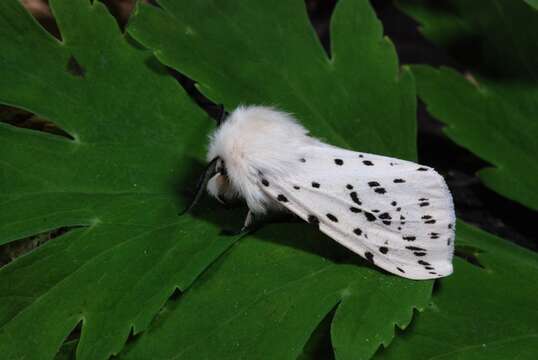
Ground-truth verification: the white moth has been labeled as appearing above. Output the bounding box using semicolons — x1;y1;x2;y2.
194;105;455;280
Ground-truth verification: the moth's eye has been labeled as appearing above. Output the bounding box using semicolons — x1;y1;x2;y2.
218;160;228;176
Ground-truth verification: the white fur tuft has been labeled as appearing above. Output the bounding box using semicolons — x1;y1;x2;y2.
207;105;320;213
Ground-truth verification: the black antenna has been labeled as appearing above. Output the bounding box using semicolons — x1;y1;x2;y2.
180;157;220;215
216;104;229;126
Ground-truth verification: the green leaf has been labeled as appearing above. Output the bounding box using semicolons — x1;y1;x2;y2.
375;221;538;359
124;0;431;358
121;225;431;360
54;340;78;360
399;0;538;80
453;0;538;80
0;1;239;359
395;1;474;46
127;0;417;159
398;0;538;209
411;65;538;210
525;0;538;10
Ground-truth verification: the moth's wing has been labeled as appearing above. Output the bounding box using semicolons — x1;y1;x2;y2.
261;146;455;280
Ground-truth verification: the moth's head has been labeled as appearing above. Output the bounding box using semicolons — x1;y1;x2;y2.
204;105;312;212
206;157;238;205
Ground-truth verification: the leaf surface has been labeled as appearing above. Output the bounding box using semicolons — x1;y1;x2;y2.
399;0;538;209
125;0;432;359
375;221;538;359
412;65;538;210
128;0;417;158
121;225;431;360
0;1;238;359
526;0;538;10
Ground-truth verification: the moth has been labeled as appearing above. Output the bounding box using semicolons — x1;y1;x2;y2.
186;105;455;280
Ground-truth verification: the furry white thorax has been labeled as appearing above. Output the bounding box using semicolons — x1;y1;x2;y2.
207;105;320;213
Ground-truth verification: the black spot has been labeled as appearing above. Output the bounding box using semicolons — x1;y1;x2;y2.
372;209;380;213
67;55;86;77
419;202;430;207
312;182;320;188
421;215;432;220
277;194;288;202
425;219;436;224
261;179;269;187
334;158;344;165
382;221;391;226
368;181;380;187
429;271;437;275
308;215;319;226
425;266;434;270
400;215;406;220
393;178;405;183
430;232;439;236
346;184;353;190
379;246;388;254
374;188;387;194
358;154;364;158
418;260;430;266
350;192;362;205
406;246;426;251
414;252;427;257
403;236;416;241
326;213;338;222
300;158;306;163
379;212;391;220
447;239;452;246
397;227;402;230
353;228;362;236
391;201;397;206
448;224;453;229
396;207;401;212
397;267;405;273
363;160;374;166
350;207;361;213
430;234;439;239
293;185;300;190
417;167;428;171
364;212;376;222
365;252;374;263
419;198;429;201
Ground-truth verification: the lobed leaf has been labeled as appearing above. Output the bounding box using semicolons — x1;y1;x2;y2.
121;225;431;360
375;221;538;359
412;65;538;210
127;0;417;159
399;0;538;209
399;0;538;79
0;0;239;359
125;0;432;358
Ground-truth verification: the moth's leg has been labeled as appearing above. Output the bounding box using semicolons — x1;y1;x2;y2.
241;210;256;232
180;157;220;215
222;210;261;236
